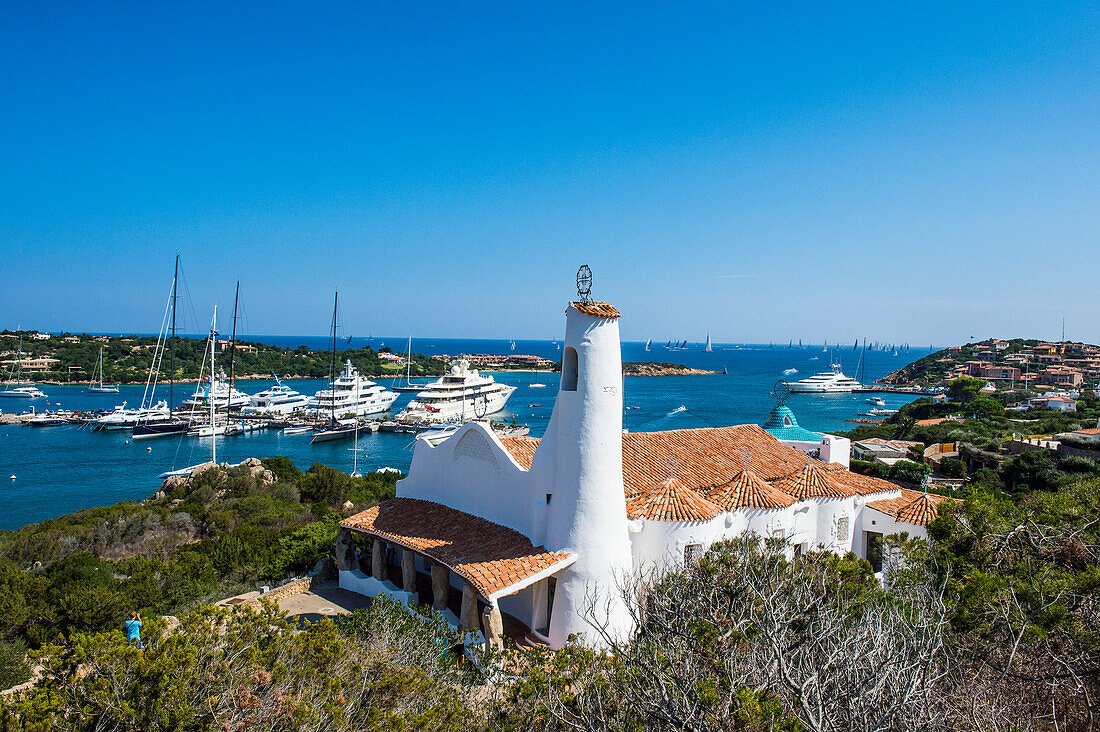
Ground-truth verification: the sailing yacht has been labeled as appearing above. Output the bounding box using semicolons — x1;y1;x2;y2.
0;336;47;399
396;359;516;423
392;336;427;393
242;376;310;415
644;339;651;352
703;334;713;353
87;346;119;393
308;360;398;418
132;256;189;439
788;363;863;393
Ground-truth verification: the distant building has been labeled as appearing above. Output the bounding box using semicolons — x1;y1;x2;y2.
851;438;922;466
1;357;60;372
979;365;1021;381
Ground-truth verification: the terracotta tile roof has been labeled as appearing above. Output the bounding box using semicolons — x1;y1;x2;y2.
570;301;621;319
626;477;723;522
341;498;574;601
499;424;901;509
866;489;952;527
498;435;539;469
822;465;898;497
621;425;826;492
706;469;797;510
772;462;855;500
1075;427;1100;436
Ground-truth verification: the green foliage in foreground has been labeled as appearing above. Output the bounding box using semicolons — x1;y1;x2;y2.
1;599;474;731
0;462;400;672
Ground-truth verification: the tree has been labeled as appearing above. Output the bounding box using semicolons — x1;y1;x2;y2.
888;460;931;486
503;537;954;732
938;457;967;478
948;377;985;406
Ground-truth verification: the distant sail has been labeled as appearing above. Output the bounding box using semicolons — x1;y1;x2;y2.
703;334;713;353
645;339;651;352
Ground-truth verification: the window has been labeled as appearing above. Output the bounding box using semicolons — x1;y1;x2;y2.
793;543;806;559
562;347;579;391
545;493;553;506
684;543;703;564
836;516;850;542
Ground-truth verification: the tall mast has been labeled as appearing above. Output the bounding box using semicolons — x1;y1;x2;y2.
211;305;217;465
228;281;239;412
170;255;178;411
331;292;338;425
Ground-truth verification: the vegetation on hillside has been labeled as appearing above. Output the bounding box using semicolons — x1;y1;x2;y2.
0;330;446;383
0;461;400;689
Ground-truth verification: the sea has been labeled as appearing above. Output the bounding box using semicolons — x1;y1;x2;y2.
0;338;930;530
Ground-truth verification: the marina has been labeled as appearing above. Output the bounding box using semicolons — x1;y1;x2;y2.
0;341;930;529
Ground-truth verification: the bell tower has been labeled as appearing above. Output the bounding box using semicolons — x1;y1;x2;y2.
537;266;634;647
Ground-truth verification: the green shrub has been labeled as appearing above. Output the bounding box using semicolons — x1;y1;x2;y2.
938;457;967;478
0;637;29;690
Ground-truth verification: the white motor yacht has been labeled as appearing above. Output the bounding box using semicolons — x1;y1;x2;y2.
182;371;252;410
788;363;863;393
0;385;47;399
396;359;516;424
95;401;171;430
308;360;398;418
243;377;310;415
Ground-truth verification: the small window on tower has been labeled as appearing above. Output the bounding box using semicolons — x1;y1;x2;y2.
684;543;703;564
545;493;553;506
562;347;579;391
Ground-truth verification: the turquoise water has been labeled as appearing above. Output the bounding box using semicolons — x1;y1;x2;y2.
0;341;928;529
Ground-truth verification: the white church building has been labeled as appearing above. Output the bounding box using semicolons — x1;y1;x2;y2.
336;294;949;650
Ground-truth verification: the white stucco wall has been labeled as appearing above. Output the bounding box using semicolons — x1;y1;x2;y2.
395;422;540;540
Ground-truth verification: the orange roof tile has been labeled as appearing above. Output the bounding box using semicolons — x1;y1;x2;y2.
707;469;797;510
772;462;855;500
498;435;539;469
570;301;621;319
866;489;952;526
498;424;900;510
341;498;573;601
626;477;723;522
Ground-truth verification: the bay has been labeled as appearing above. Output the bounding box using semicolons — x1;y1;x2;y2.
0;339;928;530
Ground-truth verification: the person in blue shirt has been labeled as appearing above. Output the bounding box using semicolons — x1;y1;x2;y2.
124;611;142;650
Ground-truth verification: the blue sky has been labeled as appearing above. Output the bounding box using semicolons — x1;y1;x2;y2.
1;2;1097;345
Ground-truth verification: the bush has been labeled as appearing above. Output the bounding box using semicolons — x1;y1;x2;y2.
300;463;353;506
262;456;302;483
938;457;967;478
0;637;29;690
888;460;931;485
851;459;889;479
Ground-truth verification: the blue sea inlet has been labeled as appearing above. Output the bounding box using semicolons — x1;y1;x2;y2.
0;339;929;530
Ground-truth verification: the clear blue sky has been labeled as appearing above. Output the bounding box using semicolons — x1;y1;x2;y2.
2;2;1097;345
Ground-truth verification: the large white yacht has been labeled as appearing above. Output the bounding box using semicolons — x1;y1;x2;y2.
182;371;252;410
95;401;171;431
788;363;863;393
242;376;310;415
0;385;47;399
309;360;398;418
396;359;516;424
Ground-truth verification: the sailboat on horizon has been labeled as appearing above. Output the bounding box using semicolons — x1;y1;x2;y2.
393;336;427;392
644;338;651;352
703;334;713;353
87;346;119;393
